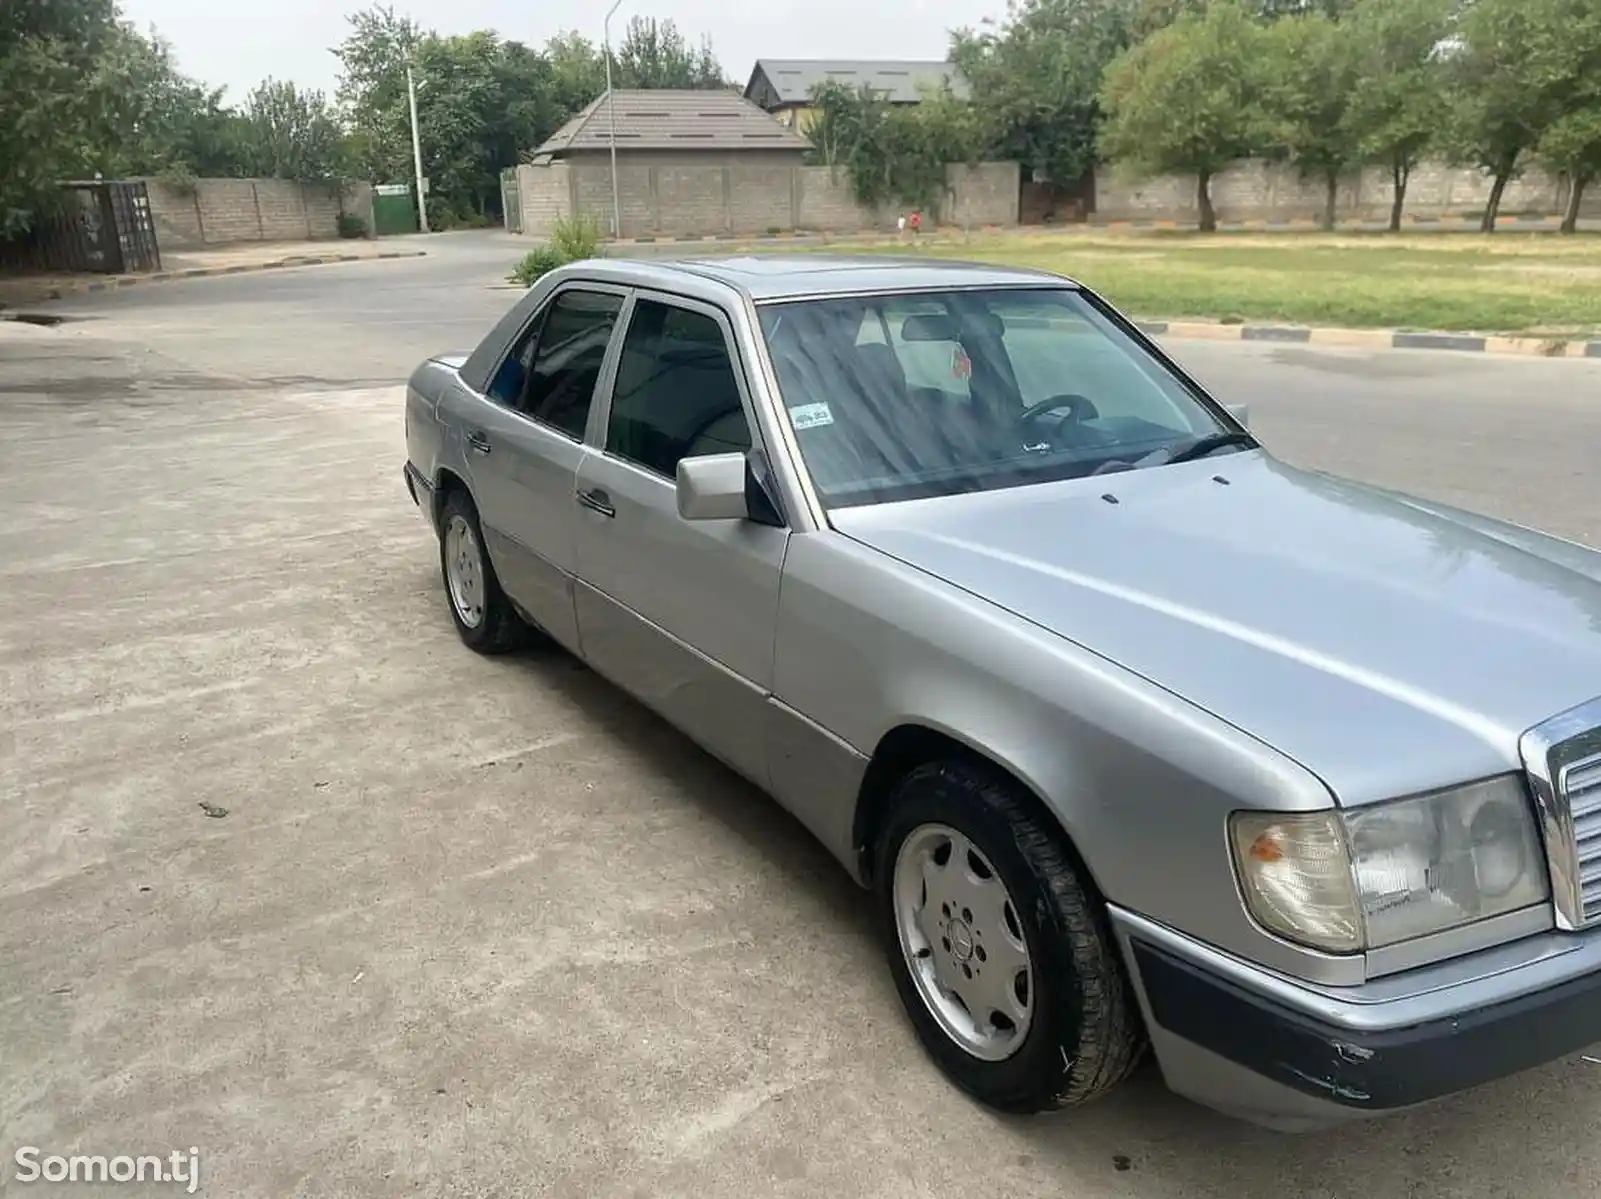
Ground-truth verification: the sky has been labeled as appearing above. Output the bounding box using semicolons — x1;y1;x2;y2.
119;0;1005;103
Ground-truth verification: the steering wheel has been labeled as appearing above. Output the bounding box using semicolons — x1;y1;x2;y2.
1018;393;1100;444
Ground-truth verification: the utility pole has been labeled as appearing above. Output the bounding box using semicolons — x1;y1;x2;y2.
603;0;623;241
406;62;429;234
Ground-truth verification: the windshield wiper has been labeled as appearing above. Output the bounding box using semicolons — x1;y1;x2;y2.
1139;431;1258;468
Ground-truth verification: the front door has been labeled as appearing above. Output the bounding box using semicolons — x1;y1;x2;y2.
572;292;789;787
447;284;626;650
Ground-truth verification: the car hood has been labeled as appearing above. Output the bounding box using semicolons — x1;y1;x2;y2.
831;452;1601;805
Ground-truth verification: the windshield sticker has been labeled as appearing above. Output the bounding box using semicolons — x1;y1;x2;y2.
789;402;834;430
951;345;972;381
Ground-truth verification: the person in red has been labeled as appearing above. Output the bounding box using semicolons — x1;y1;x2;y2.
908;209;922;235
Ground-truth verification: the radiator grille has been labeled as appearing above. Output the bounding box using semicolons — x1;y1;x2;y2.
1566;752;1601;924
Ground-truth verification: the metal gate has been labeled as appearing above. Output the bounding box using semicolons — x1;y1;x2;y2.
107;181;161;272
501;169;522;234
372;184;417;236
0;180;162;274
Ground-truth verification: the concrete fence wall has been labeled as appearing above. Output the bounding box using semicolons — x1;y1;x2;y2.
1094;159;1601;224
143;178;377;250
515;154;1021;239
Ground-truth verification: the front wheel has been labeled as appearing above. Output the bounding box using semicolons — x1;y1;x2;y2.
875;758;1146;1113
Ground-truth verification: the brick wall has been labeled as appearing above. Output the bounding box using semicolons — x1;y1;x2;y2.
796;166;880;231
945;162;1022;228
514;153;1021;239
144;178;377;249
514;162;573;237
1094;159;1601;224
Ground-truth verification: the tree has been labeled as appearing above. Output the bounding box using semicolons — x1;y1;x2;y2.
333;4;424;184
1099;2;1272;231
1447;0;1595;232
1134;0;1353;35
238;79;347;182
330;7;728;226
1341;0;1452;230
1261;12;1361;230
612;17;726;90
951;0;1140;189
542;32;608;115
804;81;968;215
0;0;122;233
1540;108;1601;233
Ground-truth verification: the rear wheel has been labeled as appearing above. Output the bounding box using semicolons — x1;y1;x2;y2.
438;490;530;654
876;758;1146;1113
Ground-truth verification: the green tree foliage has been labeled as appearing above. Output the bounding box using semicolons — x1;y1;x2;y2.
612;17;727;90
238;79;347;183
950;0;1139;187
0;0;125;233
1099;2;1272;231
806;81;975;215
1540;109;1601;233
330;5;728;226
1341;0;1452;231
1448;0;1600;231
1260;12;1361;230
332;5;425;186
0;0;353;235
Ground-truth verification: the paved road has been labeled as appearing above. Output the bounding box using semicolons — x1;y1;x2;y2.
5;232;1601;1199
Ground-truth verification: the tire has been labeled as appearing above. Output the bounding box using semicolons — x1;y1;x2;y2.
875;757;1146;1114
437;489;530;655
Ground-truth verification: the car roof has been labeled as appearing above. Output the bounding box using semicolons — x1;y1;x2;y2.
557;254;1079;302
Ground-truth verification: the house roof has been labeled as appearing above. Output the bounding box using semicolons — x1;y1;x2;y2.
530;89;810;158
744;59;969;107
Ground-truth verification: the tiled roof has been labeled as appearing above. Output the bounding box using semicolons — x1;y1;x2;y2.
744;59;968;107
531;89;811;157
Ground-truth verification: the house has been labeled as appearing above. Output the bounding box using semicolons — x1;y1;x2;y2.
516;89;813;239
742;59;969;131
528;88;809;164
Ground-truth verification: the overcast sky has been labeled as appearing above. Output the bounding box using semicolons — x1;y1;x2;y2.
119;0;1001;102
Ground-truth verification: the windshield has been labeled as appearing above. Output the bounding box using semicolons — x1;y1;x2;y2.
756;286;1237;509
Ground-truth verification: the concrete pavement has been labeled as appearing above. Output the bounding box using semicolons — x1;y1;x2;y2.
5;235;1601;1198
0;235;432;309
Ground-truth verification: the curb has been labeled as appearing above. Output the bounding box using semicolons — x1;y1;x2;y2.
1088;212;1564;232
0;249;427;306
1135;320;1600;358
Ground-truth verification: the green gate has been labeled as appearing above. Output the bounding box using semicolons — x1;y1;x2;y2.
372;183;416;236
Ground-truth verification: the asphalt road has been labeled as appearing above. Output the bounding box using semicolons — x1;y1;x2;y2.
5;231;1601;1199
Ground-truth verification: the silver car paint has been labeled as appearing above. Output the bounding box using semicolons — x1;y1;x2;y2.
405;255;1601;1128
828;450;1601;807
572;289;790;790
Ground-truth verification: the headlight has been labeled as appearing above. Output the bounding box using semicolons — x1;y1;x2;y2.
1230;776;1549;953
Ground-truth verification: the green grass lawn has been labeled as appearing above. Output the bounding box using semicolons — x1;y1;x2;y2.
816;231;1601;336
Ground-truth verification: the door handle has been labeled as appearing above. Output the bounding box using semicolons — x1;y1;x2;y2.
575;486;615;518
466;430;492;455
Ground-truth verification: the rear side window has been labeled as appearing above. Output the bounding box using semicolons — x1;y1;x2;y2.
487;289;622;440
605;299;752;477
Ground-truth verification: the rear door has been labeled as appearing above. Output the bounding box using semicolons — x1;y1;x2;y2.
446;284;627;650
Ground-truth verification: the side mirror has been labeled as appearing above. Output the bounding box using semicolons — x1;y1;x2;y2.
676;452;750;522
1225;402;1250;430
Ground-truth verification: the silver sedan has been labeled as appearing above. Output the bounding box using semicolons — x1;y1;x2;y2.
404;255;1601;1131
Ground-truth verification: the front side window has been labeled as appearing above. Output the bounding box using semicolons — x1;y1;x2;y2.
605;299;752;478
758;287;1234;508
490;289;622;439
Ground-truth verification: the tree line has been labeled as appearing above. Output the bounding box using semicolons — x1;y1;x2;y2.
810;0;1601;233
1;1;728;237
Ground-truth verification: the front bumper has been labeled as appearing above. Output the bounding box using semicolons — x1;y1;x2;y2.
1111;906;1601;1130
